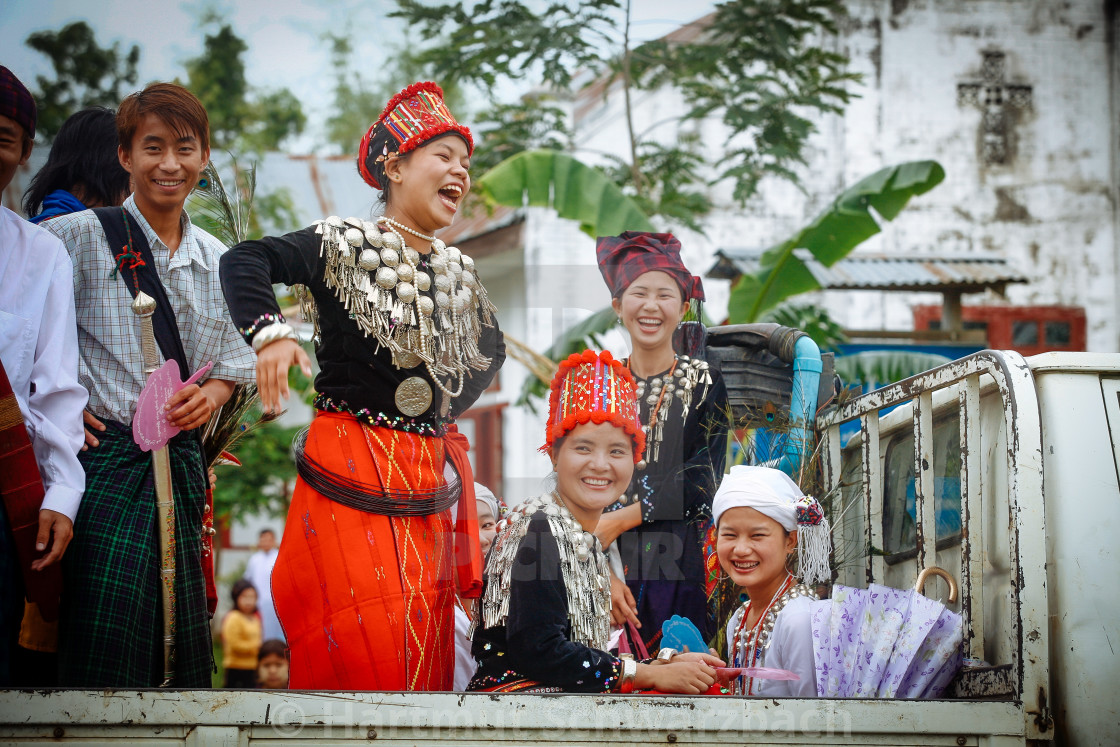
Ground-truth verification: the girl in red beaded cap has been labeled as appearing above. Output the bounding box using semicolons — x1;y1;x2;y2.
219;81;503;691
466;349;723;693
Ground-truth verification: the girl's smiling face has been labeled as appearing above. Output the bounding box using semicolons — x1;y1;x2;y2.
551;421;636;531
611;270;688;356
715;507;796;596
383;134;471;235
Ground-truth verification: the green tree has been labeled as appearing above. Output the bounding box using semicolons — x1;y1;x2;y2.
23;22;140;141
392;0;858;228
323;32;467;154
212;420;302;520
323;34;383;154
470;96;570;174
183;19;306;154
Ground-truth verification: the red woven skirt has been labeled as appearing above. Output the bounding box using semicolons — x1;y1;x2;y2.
273;412;456;690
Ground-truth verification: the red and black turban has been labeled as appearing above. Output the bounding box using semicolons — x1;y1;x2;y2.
596;231;705;302
0;66;36;140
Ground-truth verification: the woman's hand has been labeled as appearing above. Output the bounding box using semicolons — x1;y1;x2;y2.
609;571;640;628
594;502;641;549
671;651;726;667
256;338;312;414
635;659;718;695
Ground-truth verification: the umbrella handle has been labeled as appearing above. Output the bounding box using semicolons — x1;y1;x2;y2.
915;566;959;604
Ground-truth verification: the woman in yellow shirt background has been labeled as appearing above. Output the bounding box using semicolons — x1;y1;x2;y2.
221;579;263;687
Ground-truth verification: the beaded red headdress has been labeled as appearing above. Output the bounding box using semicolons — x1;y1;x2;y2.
357;81;473;189
542;349;645;463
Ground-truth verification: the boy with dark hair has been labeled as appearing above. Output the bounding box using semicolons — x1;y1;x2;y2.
0;66;87;684
23;107;131;222
44;82;255;687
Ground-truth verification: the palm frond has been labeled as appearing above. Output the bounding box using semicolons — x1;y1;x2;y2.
514;306;619;411
189;159;268;470
201;384;281;470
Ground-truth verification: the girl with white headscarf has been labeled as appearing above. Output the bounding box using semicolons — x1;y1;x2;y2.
713;465;830;697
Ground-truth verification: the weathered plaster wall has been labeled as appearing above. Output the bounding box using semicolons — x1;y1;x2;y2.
856;0;1116;350
563;0;1118;350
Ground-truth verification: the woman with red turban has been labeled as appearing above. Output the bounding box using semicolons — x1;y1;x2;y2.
594;232;730;651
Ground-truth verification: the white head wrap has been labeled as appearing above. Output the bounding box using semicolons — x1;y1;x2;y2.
474;482;501;521
712;465;832;586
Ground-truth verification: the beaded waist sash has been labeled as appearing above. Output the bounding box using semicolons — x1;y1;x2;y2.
292;425;461;516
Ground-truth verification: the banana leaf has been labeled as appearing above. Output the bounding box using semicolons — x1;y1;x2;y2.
728;160;946;323
834;350;953;390
515;306;619;411
475;149;655;238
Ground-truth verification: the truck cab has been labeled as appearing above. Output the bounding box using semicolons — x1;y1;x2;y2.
819;350;1120;746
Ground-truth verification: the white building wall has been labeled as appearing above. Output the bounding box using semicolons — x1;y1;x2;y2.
558;0;1118;350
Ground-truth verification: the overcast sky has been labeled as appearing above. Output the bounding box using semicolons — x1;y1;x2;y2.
2;0;715;152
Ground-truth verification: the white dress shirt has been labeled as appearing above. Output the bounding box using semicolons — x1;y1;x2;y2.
245;547;283;642
0;205;88;521
43;195;255;424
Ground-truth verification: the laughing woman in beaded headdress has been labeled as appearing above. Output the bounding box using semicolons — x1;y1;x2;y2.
593;232;730;651
219;82;504;690
467;350;723;694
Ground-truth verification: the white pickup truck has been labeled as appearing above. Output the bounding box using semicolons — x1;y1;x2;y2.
1;350;1117;745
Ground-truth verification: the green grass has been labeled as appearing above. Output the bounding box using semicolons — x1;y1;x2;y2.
211;638;224;688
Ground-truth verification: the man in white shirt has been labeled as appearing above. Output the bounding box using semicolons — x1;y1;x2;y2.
0;66;87;685
244;528;283;642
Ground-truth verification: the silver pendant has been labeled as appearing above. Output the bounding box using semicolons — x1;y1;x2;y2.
394;350;422;369
395;376;433;416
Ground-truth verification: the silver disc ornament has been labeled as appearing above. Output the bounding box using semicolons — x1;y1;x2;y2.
395;376;434;417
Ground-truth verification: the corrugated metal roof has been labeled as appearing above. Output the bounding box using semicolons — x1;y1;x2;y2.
437;203;524;245
708;247;1031;293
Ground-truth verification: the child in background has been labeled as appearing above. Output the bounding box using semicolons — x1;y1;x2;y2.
713;466;831;697
221;579;263;688
257;639;289;689
451;483;501;691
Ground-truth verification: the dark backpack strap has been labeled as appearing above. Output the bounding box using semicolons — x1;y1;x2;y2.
93;207;191;379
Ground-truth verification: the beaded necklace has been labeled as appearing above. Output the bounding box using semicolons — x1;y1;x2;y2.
311;214;495;415
376;217;469;401
625;355;713;478
380;215;435;243
627;357;677;471
730;573;817;695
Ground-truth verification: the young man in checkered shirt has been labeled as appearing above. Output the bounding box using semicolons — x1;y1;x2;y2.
44;83;255;687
